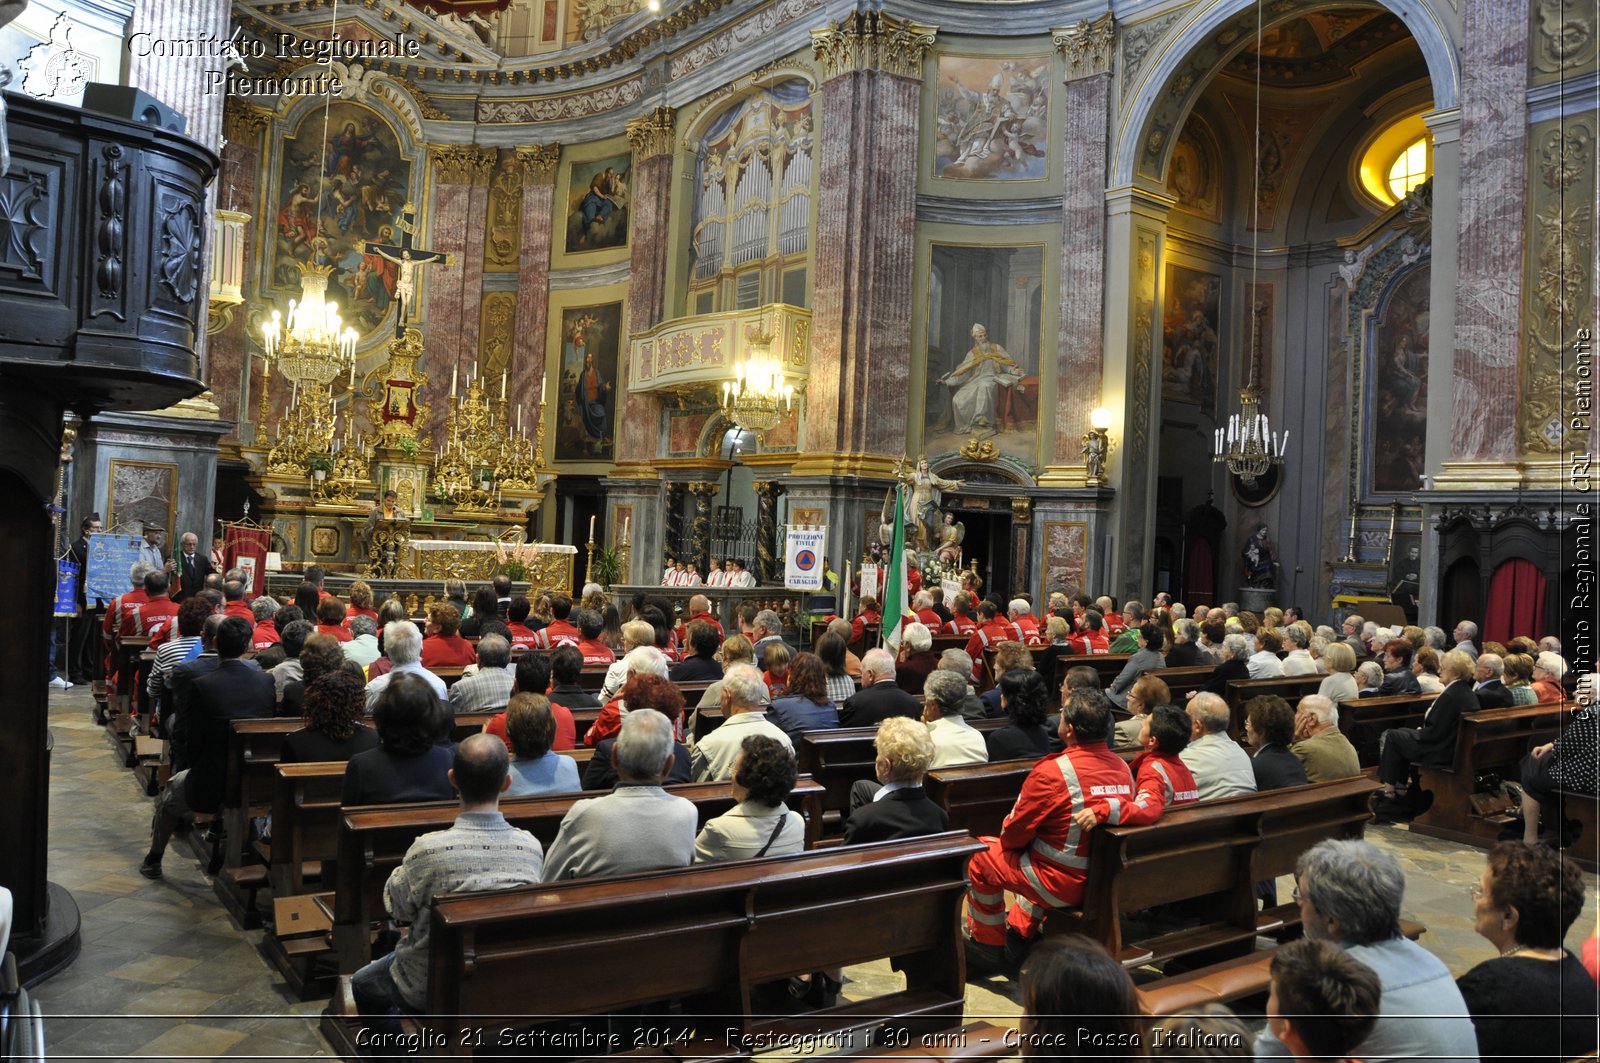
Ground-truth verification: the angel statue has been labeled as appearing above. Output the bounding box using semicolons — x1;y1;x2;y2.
897;456;964;556
936;512;966;568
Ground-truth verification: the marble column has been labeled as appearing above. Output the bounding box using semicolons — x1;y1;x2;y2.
689;481;719;572
754;479;785;584
613;107;676;472
208;103;271;440
1448;0;1529;463
512;145;560;413
424;146;496;444
124;0;232;374
802;12;935;467
1043;16;1115;483
664;482;688;561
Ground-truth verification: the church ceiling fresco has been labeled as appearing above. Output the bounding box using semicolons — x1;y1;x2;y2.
1228;9;1411;87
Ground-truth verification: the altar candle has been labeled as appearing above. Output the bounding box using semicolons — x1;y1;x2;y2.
1280;430;1290;456
501;371;507;401
622;516;630;540
451;363;457;398
540;377;546;406
349;358;355;388
588;515;596;542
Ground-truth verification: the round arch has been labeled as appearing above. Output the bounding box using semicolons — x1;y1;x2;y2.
676;63;820;146
1111;0;1460;189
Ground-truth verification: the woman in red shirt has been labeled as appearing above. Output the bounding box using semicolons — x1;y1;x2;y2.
420;601;477;668
315;596;353;643
345;580;380;627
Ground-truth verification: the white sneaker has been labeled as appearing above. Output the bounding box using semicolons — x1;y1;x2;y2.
48;676;69;690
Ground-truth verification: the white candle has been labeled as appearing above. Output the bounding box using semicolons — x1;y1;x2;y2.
1281;430;1290;455
623;516;630;540
588;515;596;542
501;371;507;401
349;358;355;387
451;364;457;397
517;405;523;434
540;377;546;405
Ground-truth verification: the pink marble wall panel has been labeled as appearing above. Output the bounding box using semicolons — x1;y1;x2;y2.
616;151;674;464
425;180;473;445
1054;71;1112;463
807;70;919;456
457;183;490;362
1450;0;1528;461
513;182;555;411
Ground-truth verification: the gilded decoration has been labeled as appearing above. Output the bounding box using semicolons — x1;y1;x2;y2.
626;106;677;160
371;327;433;449
486;155;523;268
479;292;517;383
959;438;999;462
810;11;937;81
311;526;340;556
430;144;496;185
1053;14;1116;78
222;102;270;146
1531;0;1597;81
1521;115;1596;455
517;143;561;185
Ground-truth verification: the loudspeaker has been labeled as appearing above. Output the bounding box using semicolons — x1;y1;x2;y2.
81;84;187;135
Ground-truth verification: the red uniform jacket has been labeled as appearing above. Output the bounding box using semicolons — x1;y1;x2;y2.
344;606;379;627
946;614;978;637
224;601;255;624
851;610;882;646
1000;743;1133;907
316;622;353;643
421;633;477;668
251;621;282;651
486;700;576;751
675;611;725;641
533;619;580;649
507;623;539;651
965;618;1024;664
140;598;180;643
1102;612;1127;637
1066;630;1111;655
577;639;616;666
1095;751;1198;827
915;607;943;630
1012;614;1047;647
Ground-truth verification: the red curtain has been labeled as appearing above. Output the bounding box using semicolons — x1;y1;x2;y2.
1187;538;1215;607
1483;559;1547;645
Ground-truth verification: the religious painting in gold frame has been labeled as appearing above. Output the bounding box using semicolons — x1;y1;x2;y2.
554;302;623;462
564;153;631;254
106;459;178;538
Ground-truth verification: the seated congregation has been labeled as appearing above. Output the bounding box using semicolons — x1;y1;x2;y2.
98;566;1598;1059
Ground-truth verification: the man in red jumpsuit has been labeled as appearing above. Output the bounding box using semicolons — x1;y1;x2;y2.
963;687;1133;977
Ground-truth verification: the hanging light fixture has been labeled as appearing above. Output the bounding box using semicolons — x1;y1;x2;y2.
260;262;359;391
1213;0;1287;487
720;320;795;433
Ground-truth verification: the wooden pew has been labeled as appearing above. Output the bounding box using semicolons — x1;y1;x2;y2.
923;748;1143;841
1047;653;1131;689
1556;788;1599;873
1336;693;1435;767
1223;675;1326;737
1050;777;1380;969
321;832;984;1059
1410;703;1569;851
1146;665;1215;703
329;777;827;974
212;712;499;927
798;724;1004;838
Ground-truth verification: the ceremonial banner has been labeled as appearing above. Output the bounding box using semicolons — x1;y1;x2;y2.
54;558;80;617
84;532;142;604
858;563;880;603
942;578;963;604
224;524;271;595
783;525;827;591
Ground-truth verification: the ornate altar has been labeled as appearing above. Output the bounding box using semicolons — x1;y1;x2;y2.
409;539;575;589
366;517;411;578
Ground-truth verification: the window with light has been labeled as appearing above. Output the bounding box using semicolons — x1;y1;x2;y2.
1357;112;1432;208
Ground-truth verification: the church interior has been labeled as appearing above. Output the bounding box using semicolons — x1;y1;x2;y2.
0;0;1596;1055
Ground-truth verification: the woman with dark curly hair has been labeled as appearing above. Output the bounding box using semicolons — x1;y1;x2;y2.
986;669;1053;760
282;670;379;763
280;632;351;718
693;735;804;863
581;673;690;791
766;652;839;741
1456;842;1596;1061
342;673;455;805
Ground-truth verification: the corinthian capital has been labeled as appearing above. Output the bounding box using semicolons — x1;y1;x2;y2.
811;10;937;80
1053;13;1116;78
430;145;497;185
626;106;676;160
515;143;561;185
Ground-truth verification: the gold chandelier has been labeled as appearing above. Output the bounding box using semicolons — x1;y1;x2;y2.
720;326;795;433
260;263;358;392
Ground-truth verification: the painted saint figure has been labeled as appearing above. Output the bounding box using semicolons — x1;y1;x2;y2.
941;323;1025;435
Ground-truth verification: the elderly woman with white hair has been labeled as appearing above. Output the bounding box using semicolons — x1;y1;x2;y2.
584;644;670;748
1530;651;1568;703
1354;660;1385;698
600;619;658;702
1318;643;1359;704
1186;632;1251;700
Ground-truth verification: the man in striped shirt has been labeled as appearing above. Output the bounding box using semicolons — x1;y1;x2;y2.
146;597;215;727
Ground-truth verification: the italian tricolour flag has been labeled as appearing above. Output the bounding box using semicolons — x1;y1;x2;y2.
882;484;909;653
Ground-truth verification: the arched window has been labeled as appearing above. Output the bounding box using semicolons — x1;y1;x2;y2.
1357;111;1432;209
687;79;813;314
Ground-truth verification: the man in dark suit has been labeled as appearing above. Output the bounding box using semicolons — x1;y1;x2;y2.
140;615;274;878
840;648;922;727
170;531;216;602
1375;649;1479;817
1471;653;1514;708
68;512;105;684
843;716;950;845
668;621;724;683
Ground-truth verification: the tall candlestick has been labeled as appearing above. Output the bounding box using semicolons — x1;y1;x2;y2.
588;514;596;542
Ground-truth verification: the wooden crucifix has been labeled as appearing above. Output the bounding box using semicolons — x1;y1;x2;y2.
364;202;453;337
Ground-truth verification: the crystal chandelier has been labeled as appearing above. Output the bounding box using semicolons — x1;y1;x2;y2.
720;326;795;433
260;263;358;393
1212;0;1287;488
